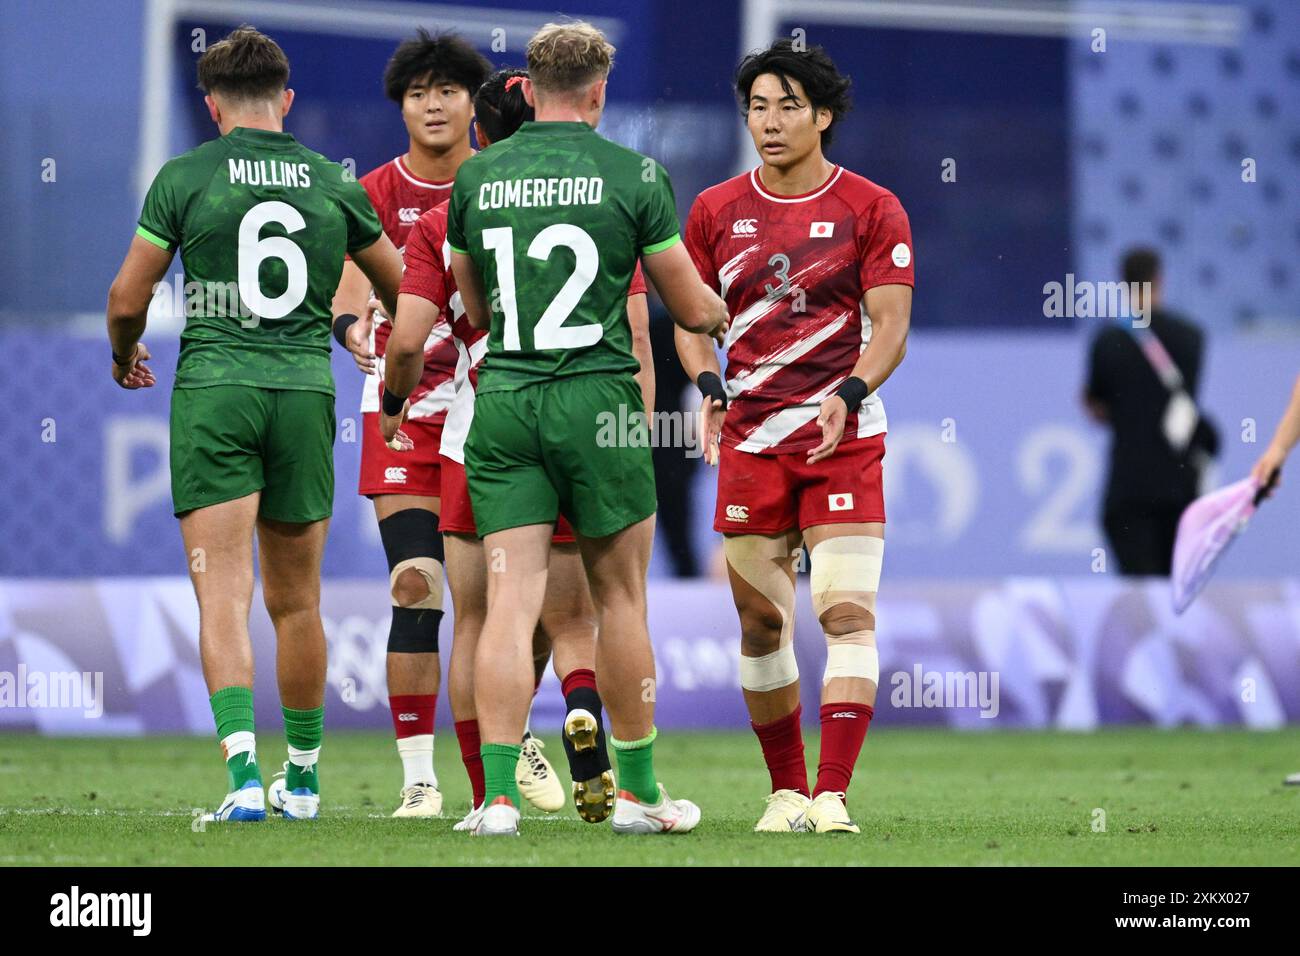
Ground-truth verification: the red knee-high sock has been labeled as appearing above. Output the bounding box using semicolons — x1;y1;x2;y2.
752;704;809;796
814;702;873;798
389;694;436;738
454;719;485;808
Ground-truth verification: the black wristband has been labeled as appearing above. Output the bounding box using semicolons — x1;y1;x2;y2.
835;376;871;413
111;345;136;366
332;313;361;347
381;387;407;417
697;371;728;409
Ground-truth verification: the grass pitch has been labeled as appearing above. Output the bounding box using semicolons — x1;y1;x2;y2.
1;728;1296;866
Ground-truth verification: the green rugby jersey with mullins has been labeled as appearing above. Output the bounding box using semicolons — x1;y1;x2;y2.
446;121;679;393
136;127;383;394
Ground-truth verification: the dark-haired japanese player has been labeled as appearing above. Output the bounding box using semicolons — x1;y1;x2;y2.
676;38;914;834
330;31;516;819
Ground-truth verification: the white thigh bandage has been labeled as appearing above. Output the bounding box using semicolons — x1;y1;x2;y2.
824;644;880;685
391;557;444;610
810;536;883;685
725;534;799;692
738;645;800;692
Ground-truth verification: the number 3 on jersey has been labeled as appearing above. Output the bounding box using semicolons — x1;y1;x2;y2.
481;224;601;351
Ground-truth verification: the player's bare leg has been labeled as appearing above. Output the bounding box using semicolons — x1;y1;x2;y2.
258;514;330;819
541;542;615;822
374;494;445;818
472;523;552;834
800;521;884;835
578;515;700;834
724;530;811;832
183;493;265;822
448;534;594;824
445;532;488;828
446;534;565;826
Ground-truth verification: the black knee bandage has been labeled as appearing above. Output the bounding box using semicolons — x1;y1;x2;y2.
378;509;444;654
388;606;441;653
378;509;444;570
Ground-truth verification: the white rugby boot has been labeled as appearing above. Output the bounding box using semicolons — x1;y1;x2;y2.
611;784;701;835
471;797;521;836
201;779;266;823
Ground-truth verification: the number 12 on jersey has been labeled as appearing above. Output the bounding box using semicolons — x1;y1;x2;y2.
481;224;602;351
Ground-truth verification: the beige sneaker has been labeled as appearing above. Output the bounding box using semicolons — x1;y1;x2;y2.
391;782;442;818
805;791;860;834
754;789;811;832
516;734;565;812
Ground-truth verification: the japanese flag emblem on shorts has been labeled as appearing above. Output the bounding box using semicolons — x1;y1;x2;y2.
828;492;854;511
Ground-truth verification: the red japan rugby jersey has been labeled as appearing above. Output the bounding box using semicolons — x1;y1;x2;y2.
356;155;457;420
684;165;913;455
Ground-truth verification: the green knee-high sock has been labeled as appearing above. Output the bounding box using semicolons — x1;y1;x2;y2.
210;686;259;791
283;705;323;794
611;727;660;804
481;743;522;806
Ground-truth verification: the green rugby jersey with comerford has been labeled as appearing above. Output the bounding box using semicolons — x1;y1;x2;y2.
135;127;383;394
446;121;678;393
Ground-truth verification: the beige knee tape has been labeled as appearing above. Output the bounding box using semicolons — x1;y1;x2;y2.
391;557;444;611
725;534;798;692
810;536;883;685
823;639;879;685
809;536;883;618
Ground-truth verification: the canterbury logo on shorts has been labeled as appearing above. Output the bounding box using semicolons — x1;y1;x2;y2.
725;504;749;522
384;467;407;483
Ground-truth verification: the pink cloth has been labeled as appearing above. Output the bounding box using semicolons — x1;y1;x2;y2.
1171;476;1263;614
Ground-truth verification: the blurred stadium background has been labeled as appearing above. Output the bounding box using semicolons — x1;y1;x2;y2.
1;0;1298;738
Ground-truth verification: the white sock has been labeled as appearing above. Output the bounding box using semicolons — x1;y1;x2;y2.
221;731;257;783
397;734;436;789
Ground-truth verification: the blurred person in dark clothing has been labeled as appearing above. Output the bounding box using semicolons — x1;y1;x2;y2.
1083;248;1218;576
648;294;701;577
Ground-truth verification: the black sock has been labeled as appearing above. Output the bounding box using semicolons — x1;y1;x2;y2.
562;684;611;780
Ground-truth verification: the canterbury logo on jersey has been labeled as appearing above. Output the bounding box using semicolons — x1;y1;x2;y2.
732;218;758;237
398;207;421;224
725;504;749;522
384;467;408;483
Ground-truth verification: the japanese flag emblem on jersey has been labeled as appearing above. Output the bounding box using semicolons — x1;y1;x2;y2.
828;493;854;511
810;221;835;238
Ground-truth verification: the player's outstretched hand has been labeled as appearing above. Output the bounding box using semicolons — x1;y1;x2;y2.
1251;446;1285;498
380;398;413;452
807;395;847;464
698;394;726;466
345;312;376;375
112;343;156;390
